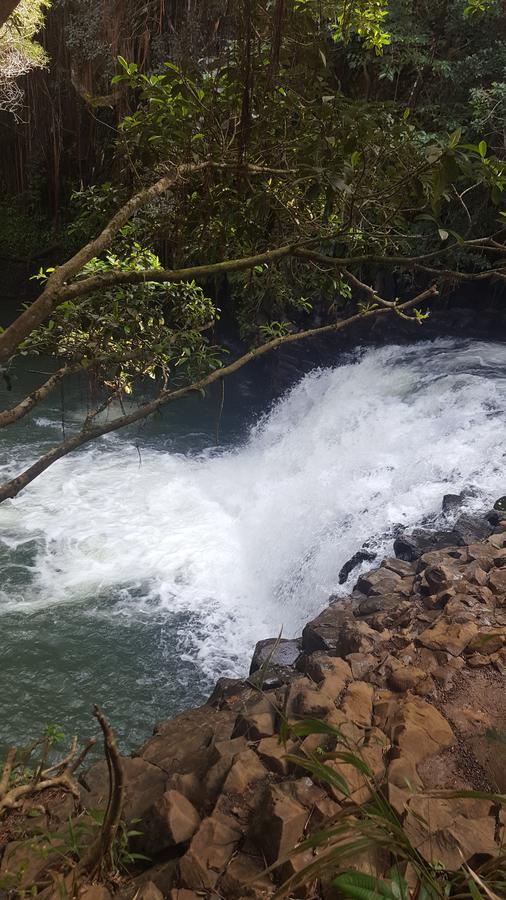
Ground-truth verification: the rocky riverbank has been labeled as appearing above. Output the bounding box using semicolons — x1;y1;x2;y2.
2;515;506;898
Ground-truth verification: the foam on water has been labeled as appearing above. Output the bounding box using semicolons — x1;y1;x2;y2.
1;339;506;686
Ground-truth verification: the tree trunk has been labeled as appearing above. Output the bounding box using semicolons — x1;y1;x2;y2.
0;0;21;28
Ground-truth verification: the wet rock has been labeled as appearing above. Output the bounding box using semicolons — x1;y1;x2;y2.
356;568;412;598
338;549;377;585
249;638;301;675
394;530;463;562
453;513;493;545
207;677;254;709
302;604;377;655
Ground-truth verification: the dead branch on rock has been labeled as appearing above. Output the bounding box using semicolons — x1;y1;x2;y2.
0;735;96;817
79;705;124;879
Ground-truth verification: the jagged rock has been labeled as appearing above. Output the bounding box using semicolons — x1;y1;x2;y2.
81;756;166;822
139;706;235;776
394;529;464;562
207;677;255;708
465;627;506;655
78;888;112;900
417;617;478;656
381;557;416;577
403;796;498;870
385;697;454;764
298;653;352;690
250;637;301;674
170;892;201;900
387;756;422;815
338;549;377;584
218;749;269;805
133;884;164;900
257;736;295;775
179;813;243;890
341;681;374;727
141;789;200;855
252;783;307;865
302;603;377;655
285;678;336;719
219;851;274;898
346;651;376;680
388;666;428;693
453;513;493;545
356;567;413;598
232;695;277;740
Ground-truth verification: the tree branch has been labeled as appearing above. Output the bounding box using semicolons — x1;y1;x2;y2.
0;285;438;504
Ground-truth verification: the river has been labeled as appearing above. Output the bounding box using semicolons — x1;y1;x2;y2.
1;338;505;752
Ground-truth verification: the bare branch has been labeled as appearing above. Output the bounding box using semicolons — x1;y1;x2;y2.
0;285;438;504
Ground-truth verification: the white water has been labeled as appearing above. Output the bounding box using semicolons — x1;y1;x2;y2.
1;339;506;698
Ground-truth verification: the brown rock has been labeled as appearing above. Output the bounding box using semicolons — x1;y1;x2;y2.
302;603;377;655
232;695;277;740
253;783;307;865
257;736;295;775
388;666;428;693
81;756;166;823
179;813;243;890
356;568;410;597
139;706;234;776
341;681;374;727
170;891;202;900
78;889;112;900
220;851;274;898
387;756;422;815
465;628;506;656
133;884;164;900
299;654;352;685
142;790;200;855
346;652;375;680
417;617;478;656
403;795;497;870
220;748;268;800
286;679;336;719
386;697;454;765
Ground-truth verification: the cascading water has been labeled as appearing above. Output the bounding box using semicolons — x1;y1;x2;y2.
1;338;506;750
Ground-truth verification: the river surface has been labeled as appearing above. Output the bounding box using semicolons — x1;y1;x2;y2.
1;338;505;752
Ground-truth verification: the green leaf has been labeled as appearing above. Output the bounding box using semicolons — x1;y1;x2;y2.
332;871;398;899
478;140;487;158
448;127;462;149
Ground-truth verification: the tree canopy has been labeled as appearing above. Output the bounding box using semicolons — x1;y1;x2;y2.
0;0;505;501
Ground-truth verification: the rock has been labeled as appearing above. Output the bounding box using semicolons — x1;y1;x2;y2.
338;549;377;585
219;851;274;898
442;492;466;515
298;653;352;686
387;756;422;815
207;677;254;709
141;789;200;855
219;749;269;805
81;756;166;823
257;736;295;775
178;813;243;890
133;884;164;900
381;557;416;577
232;695;277;740
403;795;498;870
253;783;307;865
302;603;377;655
465;628;506;656
78;888;112;900
356;567;412;598
394;529;463;562
388;666;428;693
341;681;374;728
346;652;375;680
249;638;301;675
285;679;336;719
385;697;454;765
139;706;235;776
453;513;493;545
170;892;201;900
417;618;478;656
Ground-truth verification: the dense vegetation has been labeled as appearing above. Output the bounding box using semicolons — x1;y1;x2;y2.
0;0;505;501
